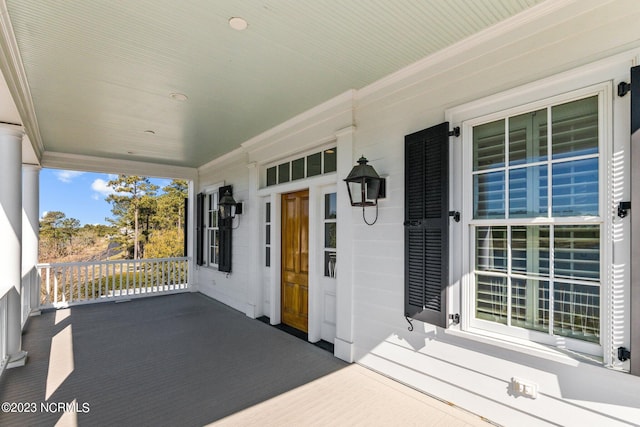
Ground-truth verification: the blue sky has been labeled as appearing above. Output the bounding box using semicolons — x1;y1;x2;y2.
39;169;172;226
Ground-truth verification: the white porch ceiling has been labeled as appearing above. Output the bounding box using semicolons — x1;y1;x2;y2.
2;0;545;169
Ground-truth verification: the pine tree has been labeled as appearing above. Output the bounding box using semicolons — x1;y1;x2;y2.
106;175;158;259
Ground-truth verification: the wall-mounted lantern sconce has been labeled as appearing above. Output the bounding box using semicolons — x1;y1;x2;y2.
218;190;243;220
344;155;386;225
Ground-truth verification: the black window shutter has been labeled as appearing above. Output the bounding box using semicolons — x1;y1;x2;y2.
218;185;233;273
404;122;450;327
630;65;640;376
196;193;204;266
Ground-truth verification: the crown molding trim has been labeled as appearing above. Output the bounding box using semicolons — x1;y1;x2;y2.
0;1;43;161
42;151;197;180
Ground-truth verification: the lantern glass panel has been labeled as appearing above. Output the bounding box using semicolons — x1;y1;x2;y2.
347;180;364;206
366;179;381;203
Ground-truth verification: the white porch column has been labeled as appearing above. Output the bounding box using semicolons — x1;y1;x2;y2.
245;162;262;318
22;164;41;319
187;179;197;292
0;123;27;368
334;126;356;362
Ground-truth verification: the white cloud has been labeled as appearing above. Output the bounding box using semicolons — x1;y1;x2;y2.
91;178;116;197
55;170;84;183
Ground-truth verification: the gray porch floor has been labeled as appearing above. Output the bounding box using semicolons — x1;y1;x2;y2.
0;293;489;426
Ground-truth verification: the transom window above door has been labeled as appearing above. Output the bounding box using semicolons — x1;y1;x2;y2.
265;147;337;187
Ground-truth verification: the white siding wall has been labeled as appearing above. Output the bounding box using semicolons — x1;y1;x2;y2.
195;2;640;425
196;151;253;314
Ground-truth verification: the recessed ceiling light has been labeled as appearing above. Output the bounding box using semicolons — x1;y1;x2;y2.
229;17;248;31
170;92;188;102
143;130;156;135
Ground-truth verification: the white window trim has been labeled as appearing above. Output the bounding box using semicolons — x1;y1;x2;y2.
445;52;633;368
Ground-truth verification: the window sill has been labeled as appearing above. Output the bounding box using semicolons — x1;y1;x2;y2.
444;326;604;368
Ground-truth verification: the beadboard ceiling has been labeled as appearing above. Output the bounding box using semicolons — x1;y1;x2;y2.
2;0;545;169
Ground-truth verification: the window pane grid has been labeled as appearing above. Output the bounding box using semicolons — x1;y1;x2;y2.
473;96;599;221
473;223;600;342
470;94;603;348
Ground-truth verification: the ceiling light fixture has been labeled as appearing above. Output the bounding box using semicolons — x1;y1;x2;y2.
169;92;188;102
229;17;248;31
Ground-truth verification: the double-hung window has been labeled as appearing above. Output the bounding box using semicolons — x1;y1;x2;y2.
205;192;219;267
465;89;608;356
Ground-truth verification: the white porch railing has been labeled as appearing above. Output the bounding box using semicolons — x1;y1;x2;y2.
37;257;190;308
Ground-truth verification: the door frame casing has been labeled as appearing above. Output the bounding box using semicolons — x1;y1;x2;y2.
264;177;331;343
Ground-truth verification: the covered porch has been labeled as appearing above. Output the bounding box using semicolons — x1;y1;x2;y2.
0;293;487;426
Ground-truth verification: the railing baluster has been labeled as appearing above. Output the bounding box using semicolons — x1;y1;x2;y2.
123;261;127;296
68;266;72;302
69;266;73;302
162;260;166;291
132;260;137;294
45;267;51;305
169;260;174;289
72;265;76;301
53;267;58;304
76;264;81;301
71;265;75;301
61;267;66;303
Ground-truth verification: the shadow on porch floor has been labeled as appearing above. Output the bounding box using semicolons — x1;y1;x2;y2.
0;293;489;426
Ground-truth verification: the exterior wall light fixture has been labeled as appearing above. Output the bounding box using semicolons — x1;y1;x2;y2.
219;190;243;220
344;155;386;225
